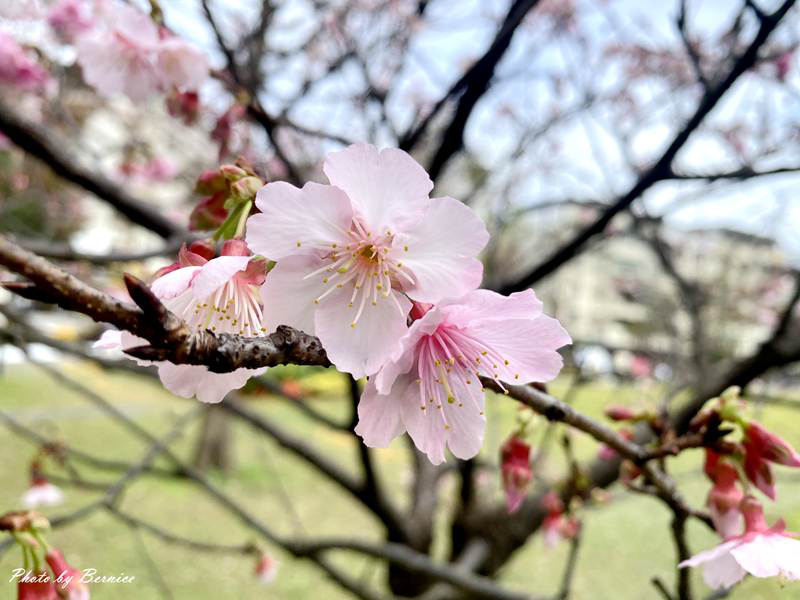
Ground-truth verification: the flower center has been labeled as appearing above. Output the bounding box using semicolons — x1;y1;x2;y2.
303;219;414;327
168;280;265;337
415;325;520;430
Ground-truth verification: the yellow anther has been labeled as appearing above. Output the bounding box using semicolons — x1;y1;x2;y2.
296;241;301;247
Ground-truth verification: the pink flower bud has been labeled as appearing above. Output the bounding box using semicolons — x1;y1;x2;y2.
740;495;770;535
189;192;228;232
706;462;743;539
45;549;90;600
744;422;800;467
221;239;251;257
17;573;59;600
604;405;636;421
185;240;216;262
254;552;278;585
500;436;532;514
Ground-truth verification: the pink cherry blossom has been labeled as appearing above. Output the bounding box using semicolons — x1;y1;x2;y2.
17;574;59;600
94;241;268;403
22;480;64;509
540;491;579;547
47;0;94;41
246;143;489;378
254;551;279;585
76;0;207;101
354;289;570;464
706;461;743;539
0;33;49;90
680;496;800;590
742;421;800;500
45;548;90;600
501;435;532;514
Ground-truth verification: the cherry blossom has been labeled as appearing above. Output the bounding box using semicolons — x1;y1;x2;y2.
743;421;800;500
246;143;489;378
254;551;279;584
354;290;570;464
680;496;800;590
541;491;579;547
45;548;90;600
95;241;268;403
47;0;94;41
706;460;743;539
0;33;49;90
501;435;532;514
22;479;64;509
75;0;207;101
17;574;59;600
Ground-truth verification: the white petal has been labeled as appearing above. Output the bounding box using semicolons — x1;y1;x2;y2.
354;379;406;448
315;287;411;379
398;197;488;304
260;254;331;336
150;266;201;300
192;255;251;299
247;182;352;260
157;363;266;403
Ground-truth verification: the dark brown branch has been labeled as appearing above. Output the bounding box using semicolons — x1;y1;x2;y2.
499;0;797;292
0;102;184;240
400;0;542;179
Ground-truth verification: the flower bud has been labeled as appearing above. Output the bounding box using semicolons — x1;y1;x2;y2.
254;551;278;585
604;405;636;421
500;436;532;514
229;176;264;202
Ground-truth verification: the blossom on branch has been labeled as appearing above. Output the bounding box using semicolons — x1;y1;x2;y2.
45;548;90;600
743;421;800;500
246;143;489;378
254;551;279;585
0;33;49;90
354;290;570;464
95;240;268;403
679;496;800;589
500;435;532;514
75;0;207;101
21;478;64;509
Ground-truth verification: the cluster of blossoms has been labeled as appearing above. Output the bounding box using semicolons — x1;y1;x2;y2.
604;388;800;590
99;143;570;465
0;511;89;600
1;0;208;101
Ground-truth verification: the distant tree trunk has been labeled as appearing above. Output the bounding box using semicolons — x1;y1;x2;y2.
192;404;234;472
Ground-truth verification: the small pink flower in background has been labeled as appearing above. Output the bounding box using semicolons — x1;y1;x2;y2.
680;496;800;590
775;51;793;82
17;574;59;600
247;143;490;379
706;461;743;539
604;405;636;421
47;0;94;41
540;491;579;547
166;90;200;125
501;435;532;514
355;289;569;464
119;157;177;182
156;36;209;92
742;421;800;500
0;33;49;90
75;0;207;101
22;477;64;509
211;104;247;159
45;548;90;600
254;551;279;584
95;241;268;403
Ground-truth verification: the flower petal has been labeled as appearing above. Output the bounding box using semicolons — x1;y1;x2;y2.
355;379;406;448
151;266;201;300
192;255;251;299
322;143;432;232
398;196;489;304
247;181;352;260
730;535;781;578
157;363;266;403
314;287;411;379
468;314;571;383
259;254;331;336
442;289;544;328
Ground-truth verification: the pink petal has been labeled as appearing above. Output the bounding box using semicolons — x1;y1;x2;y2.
157;363;266;403
468;314;571;383
322;143;432;232
157;37;208;91
150;266;201;300
354;380;406;448
443;289;544;328
399;364;486;463
398;196;489;304
730;535;781;578
314;287;411;378
259;254;331;336
770;535;800;580
374;309;446;395
192;255;251;299
247;182;353;260
93;329;123;350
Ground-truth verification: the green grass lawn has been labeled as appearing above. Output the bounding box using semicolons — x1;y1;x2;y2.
1;361;799;599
